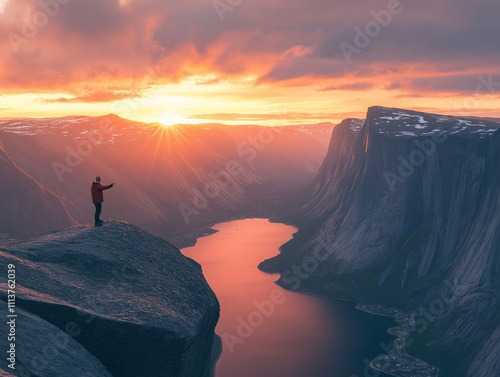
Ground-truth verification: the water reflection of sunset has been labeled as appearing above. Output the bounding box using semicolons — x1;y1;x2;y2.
182;219;395;377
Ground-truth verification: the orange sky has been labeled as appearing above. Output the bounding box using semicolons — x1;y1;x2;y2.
1;0;499;126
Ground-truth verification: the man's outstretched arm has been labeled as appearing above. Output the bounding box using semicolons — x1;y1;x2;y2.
97;183;114;190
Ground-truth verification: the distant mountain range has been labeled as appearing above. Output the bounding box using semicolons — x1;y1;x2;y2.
0;115;334;241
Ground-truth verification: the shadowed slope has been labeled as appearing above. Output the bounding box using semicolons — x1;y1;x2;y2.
0;137;74;238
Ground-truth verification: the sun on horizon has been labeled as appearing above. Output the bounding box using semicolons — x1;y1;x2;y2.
156;112;195;127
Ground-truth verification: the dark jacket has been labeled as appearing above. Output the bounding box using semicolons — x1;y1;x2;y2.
91;182;112;203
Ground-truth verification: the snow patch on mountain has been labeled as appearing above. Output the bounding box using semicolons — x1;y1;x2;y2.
349;119;365;132
370;107;500;138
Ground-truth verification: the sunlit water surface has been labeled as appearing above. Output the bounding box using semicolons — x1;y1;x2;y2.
182;218;393;377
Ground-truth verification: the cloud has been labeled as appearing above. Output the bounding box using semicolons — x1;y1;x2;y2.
196;76;223;85
319;82;374;91
401;74;500;94
0;0;499;101
42;90;142;103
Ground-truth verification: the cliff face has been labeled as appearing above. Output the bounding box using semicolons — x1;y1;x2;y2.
0;137;75;238
262;107;500;376
0;301;112;377
0;221;220;377
276;118;364;223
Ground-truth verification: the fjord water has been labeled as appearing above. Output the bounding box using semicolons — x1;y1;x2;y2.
182;219;393;377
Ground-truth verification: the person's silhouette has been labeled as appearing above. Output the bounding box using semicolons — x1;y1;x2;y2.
91;176;114;226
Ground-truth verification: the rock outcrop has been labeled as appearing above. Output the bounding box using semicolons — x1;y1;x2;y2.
261;107;500;376
0;221;219;377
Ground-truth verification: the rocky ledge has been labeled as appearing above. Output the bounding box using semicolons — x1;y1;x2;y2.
0;221;220;377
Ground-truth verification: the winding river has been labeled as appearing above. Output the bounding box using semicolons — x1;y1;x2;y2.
182;218;393;377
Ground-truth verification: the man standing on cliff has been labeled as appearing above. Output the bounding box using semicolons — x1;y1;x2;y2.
91;176;114;226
